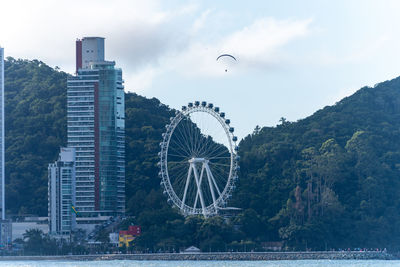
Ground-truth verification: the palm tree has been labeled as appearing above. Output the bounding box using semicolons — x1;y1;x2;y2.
23;229;44;255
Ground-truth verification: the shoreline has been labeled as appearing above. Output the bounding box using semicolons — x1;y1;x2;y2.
0;251;394;261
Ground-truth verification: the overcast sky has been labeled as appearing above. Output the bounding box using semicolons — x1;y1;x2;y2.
2;0;400;139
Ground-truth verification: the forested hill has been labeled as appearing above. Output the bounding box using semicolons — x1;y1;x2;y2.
233;77;400;250
5;57;400;251
5;58;68;215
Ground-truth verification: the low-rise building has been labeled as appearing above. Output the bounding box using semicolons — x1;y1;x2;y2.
0;220;11;248
109;232;119;246
12;217;48;241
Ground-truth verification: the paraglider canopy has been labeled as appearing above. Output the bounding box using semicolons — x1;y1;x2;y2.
216;54;237;72
216;54;237;61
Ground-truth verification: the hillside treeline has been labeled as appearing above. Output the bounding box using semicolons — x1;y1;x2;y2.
5;58;400;251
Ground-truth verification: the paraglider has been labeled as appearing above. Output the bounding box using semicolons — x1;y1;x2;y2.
216;54;237;72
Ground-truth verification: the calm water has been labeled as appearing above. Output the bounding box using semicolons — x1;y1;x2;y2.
0;260;398;267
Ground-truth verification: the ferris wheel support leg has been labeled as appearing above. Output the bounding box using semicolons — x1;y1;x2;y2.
181;165;193;210
192;163;207;217
204;162;218;211
194;164;205;210
207;165;221;197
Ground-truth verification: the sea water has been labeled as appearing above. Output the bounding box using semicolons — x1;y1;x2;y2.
0;260;398;267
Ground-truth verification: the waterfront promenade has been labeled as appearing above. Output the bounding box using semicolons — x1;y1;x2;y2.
0;251;393;261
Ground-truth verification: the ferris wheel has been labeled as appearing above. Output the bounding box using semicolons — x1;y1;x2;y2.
158;101;239;217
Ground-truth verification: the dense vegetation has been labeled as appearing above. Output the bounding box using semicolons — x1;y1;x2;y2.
5;58;400;252
232;78;400;251
5;58;67;215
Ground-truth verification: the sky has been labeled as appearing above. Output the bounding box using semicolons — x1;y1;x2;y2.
2;0;400;139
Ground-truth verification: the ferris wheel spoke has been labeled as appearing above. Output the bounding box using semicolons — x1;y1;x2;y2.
182;118;195;155
173;125;193;155
194;113;210;156
197;134;214;157
193;124;203;158
169;165;188;174
191;122;200;156
168;153;189;159
209;162;231;167
210;165;228;188
169;138;191;157
192;135;207;157
208;156;231;160
168;157;188;163
172;171;190;198
169;164;187;179
207;146;230;160
201;136;226;155
168;148;189;160
183;121;197;155
175;120;194;155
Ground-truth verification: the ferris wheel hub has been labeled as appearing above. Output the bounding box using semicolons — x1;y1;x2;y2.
188;157;207;163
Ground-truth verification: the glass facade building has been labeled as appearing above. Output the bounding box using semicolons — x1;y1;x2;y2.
67;37;125;217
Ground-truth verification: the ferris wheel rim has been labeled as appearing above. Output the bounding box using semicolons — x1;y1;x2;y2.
159;102;239;216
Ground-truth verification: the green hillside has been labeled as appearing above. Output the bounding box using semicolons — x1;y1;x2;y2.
5;57;400;251
5;58;67;215
233;78;400;250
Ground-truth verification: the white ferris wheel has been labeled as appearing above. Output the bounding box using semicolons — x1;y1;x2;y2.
158;101;239;217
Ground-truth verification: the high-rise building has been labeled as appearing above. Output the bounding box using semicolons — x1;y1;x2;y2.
0;47;4;220
67;37;125;218
48;147;76;238
0;48;10;248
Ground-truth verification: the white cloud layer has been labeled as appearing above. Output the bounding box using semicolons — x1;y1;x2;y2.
0;0;313;92
166;17;313;78
128;16;313;90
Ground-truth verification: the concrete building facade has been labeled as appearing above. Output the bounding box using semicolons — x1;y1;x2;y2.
48;147;76;238
67;37;125;218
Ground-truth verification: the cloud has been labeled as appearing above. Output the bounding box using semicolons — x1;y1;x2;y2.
0;1;313;93
0;0;195;69
222;18;312;69
123;16;313;92
162;17;313;78
192;9;213;33
126;65;158;93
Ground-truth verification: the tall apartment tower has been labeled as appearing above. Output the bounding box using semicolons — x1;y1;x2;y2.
48;147;76;238
0;47;5;220
67;37;125;217
0;48;10;248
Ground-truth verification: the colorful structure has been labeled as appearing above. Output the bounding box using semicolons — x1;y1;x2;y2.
119;225;141;247
67;37;125;218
